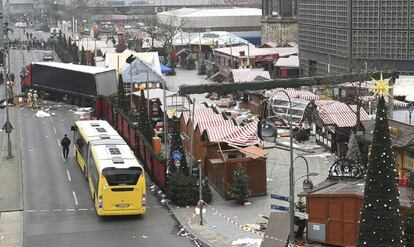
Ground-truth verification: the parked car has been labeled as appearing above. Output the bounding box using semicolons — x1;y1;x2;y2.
42;51;54;61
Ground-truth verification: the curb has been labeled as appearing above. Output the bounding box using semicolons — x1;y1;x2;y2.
149;183;213;247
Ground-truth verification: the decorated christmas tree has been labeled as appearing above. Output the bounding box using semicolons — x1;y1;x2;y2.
356;74;404;246
168;114;188;175
346;130;362;165
116;74;129;113
137;88;154;144
80;46;87;65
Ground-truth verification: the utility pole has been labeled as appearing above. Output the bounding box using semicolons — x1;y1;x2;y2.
1;0;12;157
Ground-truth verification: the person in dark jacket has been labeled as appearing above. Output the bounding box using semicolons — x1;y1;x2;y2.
61;134;71;159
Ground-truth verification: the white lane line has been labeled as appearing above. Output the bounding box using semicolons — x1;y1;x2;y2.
53;127;57;134
61;154;65;162
26;210;37;213
72;191;79;205
39;209;49;212
65;209;76;211
52;209;63;212
50;117;54;123
66;170;71;181
57;139;61;147
78;208;89;211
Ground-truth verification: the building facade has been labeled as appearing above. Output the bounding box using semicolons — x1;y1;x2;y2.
261;0;298;45
299;0;414;76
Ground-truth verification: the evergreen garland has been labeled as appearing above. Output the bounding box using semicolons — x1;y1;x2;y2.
137;89;155;145
356;96;404;246
168;115;188;175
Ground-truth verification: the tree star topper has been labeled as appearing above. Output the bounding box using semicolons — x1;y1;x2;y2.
371;73;392;97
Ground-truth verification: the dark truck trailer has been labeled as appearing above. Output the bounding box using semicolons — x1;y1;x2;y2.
21;62;117;106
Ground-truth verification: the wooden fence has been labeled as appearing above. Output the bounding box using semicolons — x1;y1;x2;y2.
95;97;167;189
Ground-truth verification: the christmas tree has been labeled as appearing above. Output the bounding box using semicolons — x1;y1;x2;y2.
168;114;188;175
229;164;249;203
67;37;72;52
346;130;362;165
356;75;403;246
81;46;87;65
72;44;79;64
90;55;96;66
116;74;129;113
137;88;154;144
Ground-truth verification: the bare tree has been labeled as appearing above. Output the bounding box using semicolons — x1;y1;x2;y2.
140;14;185;51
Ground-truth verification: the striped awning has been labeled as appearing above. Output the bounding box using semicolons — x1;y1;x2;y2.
183;106;260;146
297;91;320;101
205;121;260;146
360;95;409;108
316;101;370;128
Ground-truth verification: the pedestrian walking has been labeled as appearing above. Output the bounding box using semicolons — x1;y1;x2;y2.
61;134;71;159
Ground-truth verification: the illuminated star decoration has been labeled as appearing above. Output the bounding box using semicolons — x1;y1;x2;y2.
139;83;145;91
170;108;177;117
371;73;392;97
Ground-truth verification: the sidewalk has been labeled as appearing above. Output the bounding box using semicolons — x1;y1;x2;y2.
163;137;333;247
0;107;23;247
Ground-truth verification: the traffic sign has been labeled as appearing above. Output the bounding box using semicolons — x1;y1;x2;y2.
271;194;289;202
2;120;13;133
295;211;309;219
172;150;182;161
271;204;289;212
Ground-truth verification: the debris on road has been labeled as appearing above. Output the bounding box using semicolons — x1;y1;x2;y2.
231;238;262;247
35;110;51;118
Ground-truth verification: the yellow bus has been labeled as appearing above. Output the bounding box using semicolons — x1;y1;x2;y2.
71;120;146;216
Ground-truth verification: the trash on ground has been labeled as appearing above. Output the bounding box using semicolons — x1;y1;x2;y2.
142;235;147;239
232;238;262;247
207;224;216;229
35;110;51;118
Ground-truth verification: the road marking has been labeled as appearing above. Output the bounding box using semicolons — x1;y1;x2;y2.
57;139;61;147
65;209;76;212
66;170;71;181
39;209;49;212
26;210;37;213
53;127;56;134
78;208;88;211
50;117;54;123
61;154;65;162
52;209;63;212
72;191;78;205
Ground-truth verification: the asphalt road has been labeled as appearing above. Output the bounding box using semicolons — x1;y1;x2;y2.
6;31;195;247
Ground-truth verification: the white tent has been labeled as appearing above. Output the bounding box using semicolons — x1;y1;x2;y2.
122;57;164;83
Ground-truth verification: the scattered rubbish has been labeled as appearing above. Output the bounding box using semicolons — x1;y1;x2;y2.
207;224;216;229
244;201;252;206
142;235;147;239
232;238;262;247
35;110;50;118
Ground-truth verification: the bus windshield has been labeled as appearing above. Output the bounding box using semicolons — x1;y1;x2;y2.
102;167;142;186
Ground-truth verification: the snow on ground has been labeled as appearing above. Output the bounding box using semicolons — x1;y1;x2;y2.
35;110;51;118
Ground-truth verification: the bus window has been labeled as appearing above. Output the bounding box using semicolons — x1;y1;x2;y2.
102;167;142;186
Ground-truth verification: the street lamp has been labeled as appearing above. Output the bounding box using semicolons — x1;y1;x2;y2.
259;89;294;245
408;103;414;125
258;90;318;246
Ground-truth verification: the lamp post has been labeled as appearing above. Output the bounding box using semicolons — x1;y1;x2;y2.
259;89;294;245
408;103;414;125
